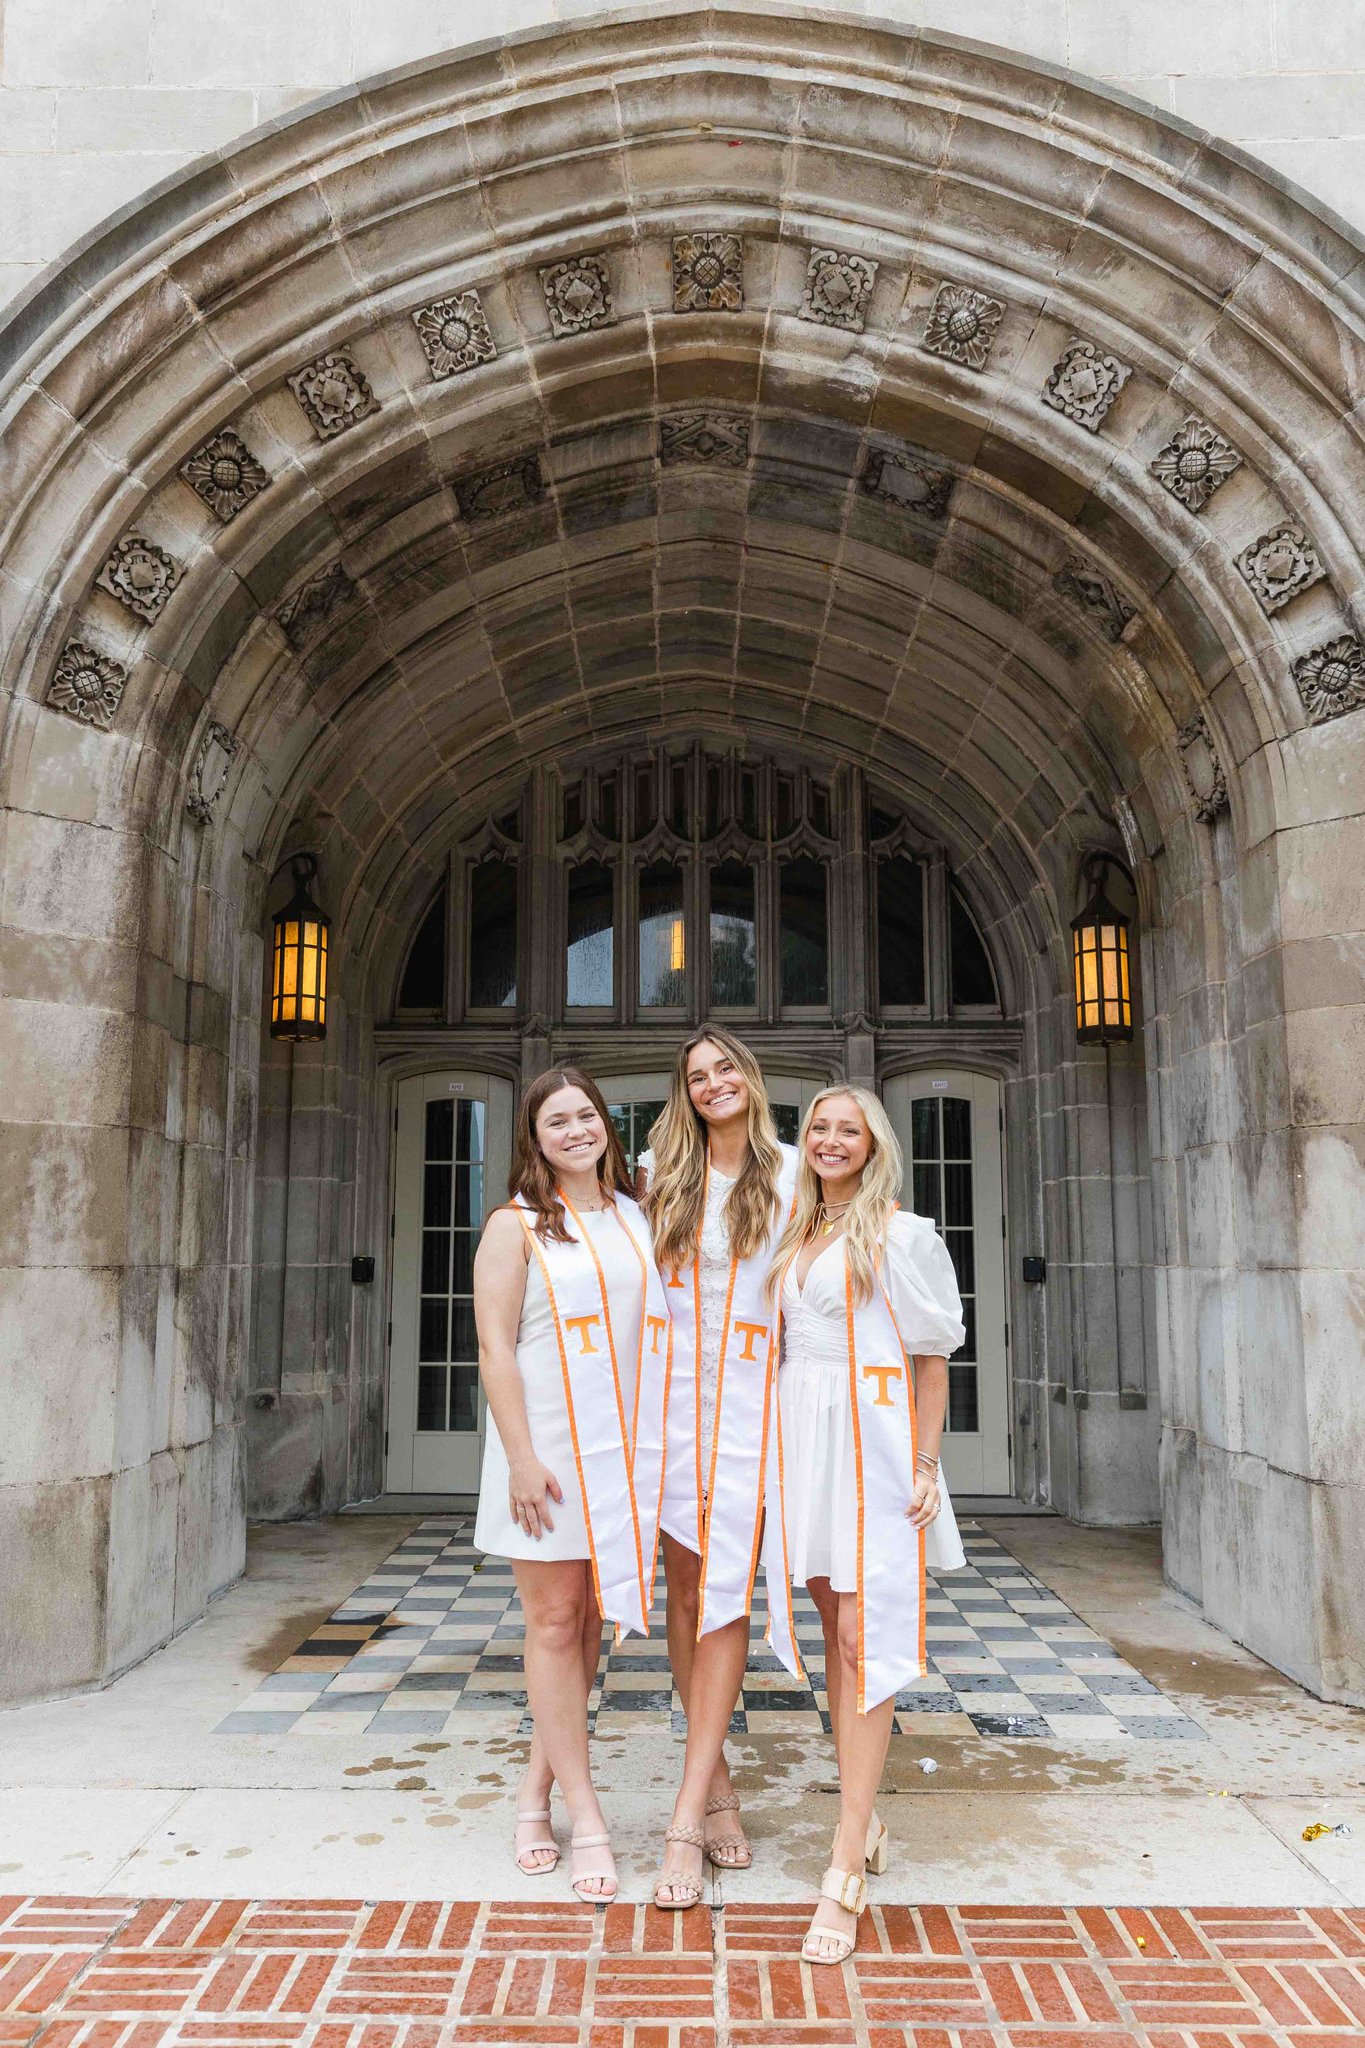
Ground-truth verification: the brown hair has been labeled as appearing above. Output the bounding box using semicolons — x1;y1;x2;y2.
644;1028;785;1275
509;1067;632;1242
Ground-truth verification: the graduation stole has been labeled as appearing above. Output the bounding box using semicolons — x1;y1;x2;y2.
764;1241;926;1714
665;1149;797;1638
514;1191;671;1638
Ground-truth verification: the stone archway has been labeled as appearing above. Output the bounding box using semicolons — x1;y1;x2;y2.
1;6;1361;1707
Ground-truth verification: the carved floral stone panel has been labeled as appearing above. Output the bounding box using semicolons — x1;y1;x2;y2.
1236;522;1327;615
659;412;750;466
861;448;952;518
673;233;743;313
1291;634;1365;725
47;639;128;729
287;352;379;438
1176;712;1229;822
454;456;545;523
179;430;272;523
96;533;181;622
413;290;497;378
1043;338;1132;431
540;254;615;336
186;719;240;825
1150;415;1242;513
800;247;878;331
922;281;1005;371
1053;557;1136;642
276;562;353;648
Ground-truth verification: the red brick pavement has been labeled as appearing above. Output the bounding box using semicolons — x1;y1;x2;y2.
2;1896;1363;2048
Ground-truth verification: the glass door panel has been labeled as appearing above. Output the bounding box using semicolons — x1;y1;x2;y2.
388;1071;513;1494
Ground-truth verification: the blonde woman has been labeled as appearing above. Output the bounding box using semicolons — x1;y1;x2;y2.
637;1029;797;1907
474;1068;669;1902
762;1086;966;1964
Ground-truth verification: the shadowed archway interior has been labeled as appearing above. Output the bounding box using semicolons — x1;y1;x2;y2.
1;5;1362;1708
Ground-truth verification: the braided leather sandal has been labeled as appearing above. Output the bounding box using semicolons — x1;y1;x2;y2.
653;1822;706;1910
703;1791;752;1869
801;1867;867;1965
514;1807;560;1875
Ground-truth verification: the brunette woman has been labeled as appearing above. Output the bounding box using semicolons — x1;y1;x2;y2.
474;1068;670;1901
637;1028;797;1907
762;1086;966;1963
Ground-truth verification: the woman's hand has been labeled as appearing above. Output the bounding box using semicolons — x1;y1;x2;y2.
508;1456;564;1541
906;1470;940;1530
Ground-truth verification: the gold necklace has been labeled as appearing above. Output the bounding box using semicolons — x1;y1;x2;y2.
817;1200;852;1237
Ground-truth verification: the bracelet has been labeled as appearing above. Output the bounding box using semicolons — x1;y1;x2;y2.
915;1451;939;1472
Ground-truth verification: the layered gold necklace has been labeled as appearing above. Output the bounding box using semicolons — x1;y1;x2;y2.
815;1199;853;1237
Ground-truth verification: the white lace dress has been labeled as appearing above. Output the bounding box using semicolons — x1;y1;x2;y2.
780;1210;968;1588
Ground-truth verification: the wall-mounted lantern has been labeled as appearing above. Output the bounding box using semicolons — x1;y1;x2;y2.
270;852;330;1042
1071;854;1133;1045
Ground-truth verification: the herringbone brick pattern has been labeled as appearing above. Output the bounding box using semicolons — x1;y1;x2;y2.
4;1897;1363;2047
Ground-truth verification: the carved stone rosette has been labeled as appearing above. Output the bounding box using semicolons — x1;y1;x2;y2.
412;291;497;378
1176;712;1229;822
540;254;615;336
1053;558;1136;643
96;533;182;622
288;352;379;438
47;640;128;729
186;719;240;826
672;233;743;313
1236;523;1327;615
800;247;878;331
1150;416;1242;513
922;281;1005;371
861;448;952;519
1291;634;1365;725
179;429;272;522
454;457;545;523
1043;338;1132;431
659;413;750;467
276;562;353;649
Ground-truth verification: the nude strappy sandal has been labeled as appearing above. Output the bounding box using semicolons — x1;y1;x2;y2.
514;1807;560;1875
653;1822;705;1909
801;1867;867;1965
864;1812;889;1874
568;1829;617;1901
703;1791;752;1869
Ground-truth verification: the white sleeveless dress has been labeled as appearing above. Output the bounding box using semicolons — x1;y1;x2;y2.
474;1208;645;1563
780;1210;968;1587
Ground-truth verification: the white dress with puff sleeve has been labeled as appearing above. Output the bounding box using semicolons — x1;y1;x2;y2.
780;1209;968;1589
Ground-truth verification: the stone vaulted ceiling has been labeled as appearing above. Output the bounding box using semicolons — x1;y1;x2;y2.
4;4;1365;967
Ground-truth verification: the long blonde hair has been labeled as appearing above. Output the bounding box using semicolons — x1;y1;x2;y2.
768;1085;903;1307
644;1028;785;1275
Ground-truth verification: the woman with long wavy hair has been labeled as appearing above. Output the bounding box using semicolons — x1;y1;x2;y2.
761;1085;966;1964
473;1067;669;1902
637;1027;797;1907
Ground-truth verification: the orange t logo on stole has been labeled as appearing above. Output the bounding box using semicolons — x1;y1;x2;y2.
564;1314;603;1355
861;1363;903;1408
645;1314;667;1354
732;1319;769;1362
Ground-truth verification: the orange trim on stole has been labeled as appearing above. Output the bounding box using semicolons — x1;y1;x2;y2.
882;1274;927;1676
558;1190;649;1631
842;1260;869;1715
516;1211;607;1623
762;1306;804;1677
695;1247;740;1639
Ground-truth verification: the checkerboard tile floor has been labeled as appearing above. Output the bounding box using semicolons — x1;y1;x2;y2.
216;1521;1206;1745
5;1894;1363;2048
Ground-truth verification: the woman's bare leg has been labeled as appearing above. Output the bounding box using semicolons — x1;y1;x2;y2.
518;1586;604;1869
513;1559;615;1896
805;1589;895;1959
656;1614;750;1901
663;1532;745;1852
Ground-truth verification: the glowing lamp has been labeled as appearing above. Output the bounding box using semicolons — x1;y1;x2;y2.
670;916;686;973
1071;856;1132;1045
270;853;330;1042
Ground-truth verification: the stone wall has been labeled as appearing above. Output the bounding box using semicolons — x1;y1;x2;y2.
2;2;1365;317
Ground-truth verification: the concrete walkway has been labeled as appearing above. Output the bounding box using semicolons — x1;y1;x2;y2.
1;1516;1361;1909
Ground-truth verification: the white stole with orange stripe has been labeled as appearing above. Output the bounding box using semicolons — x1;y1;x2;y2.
514;1192;671;1638
764;1264;928;1713
661;1147;798;1638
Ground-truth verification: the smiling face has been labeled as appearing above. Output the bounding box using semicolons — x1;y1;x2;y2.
685;1038;751;1128
805;1093;873;1186
534;1084;608;1180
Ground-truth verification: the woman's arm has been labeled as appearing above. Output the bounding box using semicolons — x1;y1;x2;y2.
473;1207;564;1540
